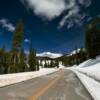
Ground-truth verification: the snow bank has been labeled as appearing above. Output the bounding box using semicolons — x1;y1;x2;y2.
72;56;100;81
71;70;100;100
75;63;100;81
0;68;58;87
68;56;100;100
78;56;100;68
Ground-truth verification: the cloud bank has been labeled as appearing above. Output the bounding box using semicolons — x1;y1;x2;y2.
0;18;15;32
21;0;92;29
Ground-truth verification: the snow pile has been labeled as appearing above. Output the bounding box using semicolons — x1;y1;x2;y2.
72;56;100;81
69;56;100;100
37;52;62;58
78;56;100;68
75;63;100;81
72;70;100;100
0;68;58;87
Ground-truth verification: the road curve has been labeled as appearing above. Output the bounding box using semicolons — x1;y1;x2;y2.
0;69;93;100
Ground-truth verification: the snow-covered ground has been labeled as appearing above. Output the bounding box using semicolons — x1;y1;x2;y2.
0;68;58;87
68;56;100;100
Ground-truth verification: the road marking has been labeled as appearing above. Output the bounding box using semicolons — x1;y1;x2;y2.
29;70;64;100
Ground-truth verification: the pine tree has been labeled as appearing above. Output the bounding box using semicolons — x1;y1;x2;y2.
50;60;54;68
79;48;87;63
44;61;47;68
12;19;24;52
0;47;5;74
18;48;26;72
55;60;59;68
85;17;100;58
11;19;24;73
28;42;37;71
39;60;42;67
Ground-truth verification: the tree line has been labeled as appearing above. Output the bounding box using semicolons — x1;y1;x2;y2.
59;47;87;66
38;58;59;68
0;19;60;74
0;20;39;74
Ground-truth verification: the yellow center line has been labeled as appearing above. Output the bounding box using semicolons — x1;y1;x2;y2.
28;70;64;100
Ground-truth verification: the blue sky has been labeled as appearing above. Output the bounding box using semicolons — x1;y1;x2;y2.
0;0;100;53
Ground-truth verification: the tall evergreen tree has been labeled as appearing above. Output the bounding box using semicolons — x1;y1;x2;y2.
85;17;100;58
28;42;37;71
12;19;24;52
18;48;26;72
0;47;5;74
10;19;24;73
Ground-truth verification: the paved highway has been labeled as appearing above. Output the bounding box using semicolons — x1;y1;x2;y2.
0;69;93;100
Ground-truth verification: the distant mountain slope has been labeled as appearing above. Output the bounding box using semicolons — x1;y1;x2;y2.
36;52;62;59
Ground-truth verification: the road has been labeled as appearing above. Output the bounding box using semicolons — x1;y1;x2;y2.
0;69;93;100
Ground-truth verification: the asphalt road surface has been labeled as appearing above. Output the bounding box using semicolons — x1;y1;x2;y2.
0;69;93;100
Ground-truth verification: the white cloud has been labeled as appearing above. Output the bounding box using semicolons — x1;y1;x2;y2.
59;6;80;28
59;0;92;29
0;18;15;32
24;38;30;43
59;8;86;29
21;0;92;29
21;0;66;20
